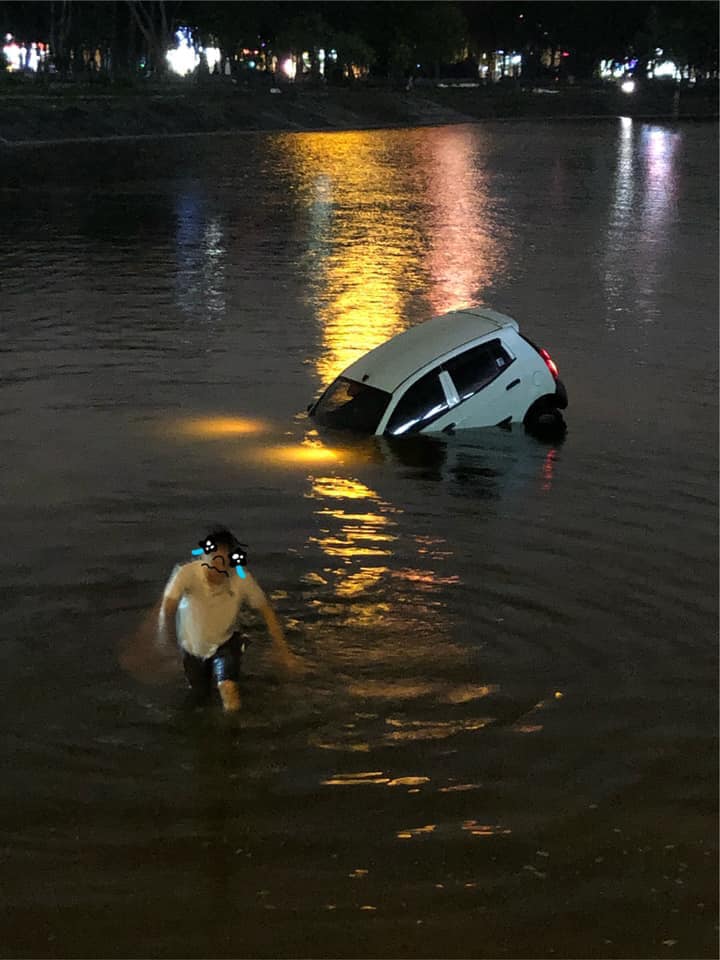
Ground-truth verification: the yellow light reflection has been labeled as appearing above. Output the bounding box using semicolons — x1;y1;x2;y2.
254;438;344;467
279;130;411;385
397;820;510;841
346;681;497;702
387;776;430;788
462;821;512;837
391;567;460;588
383;717;493;743
307;475;397;601
321;772;390;786
281;127;504;393
310;475;385;501
168;415;267;438
397;824;437;839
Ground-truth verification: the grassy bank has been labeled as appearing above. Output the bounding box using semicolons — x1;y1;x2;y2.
0;79;717;144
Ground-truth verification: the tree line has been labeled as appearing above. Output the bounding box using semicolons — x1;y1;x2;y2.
0;1;717;83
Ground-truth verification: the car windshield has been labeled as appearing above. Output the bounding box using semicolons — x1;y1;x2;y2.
311;377;391;433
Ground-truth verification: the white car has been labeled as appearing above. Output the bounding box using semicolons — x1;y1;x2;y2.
308;306;567;437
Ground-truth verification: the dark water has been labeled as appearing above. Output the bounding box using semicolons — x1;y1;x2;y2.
0;120;717;959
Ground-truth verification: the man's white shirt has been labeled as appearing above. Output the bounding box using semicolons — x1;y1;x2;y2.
162;560;267;659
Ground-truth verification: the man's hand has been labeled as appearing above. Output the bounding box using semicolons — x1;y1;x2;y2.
269;646;308;678
118;600;181;685
259;601;308;678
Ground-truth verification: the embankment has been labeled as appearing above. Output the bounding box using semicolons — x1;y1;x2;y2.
0;80;717;144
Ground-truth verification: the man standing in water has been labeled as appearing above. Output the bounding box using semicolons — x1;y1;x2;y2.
158;526;303;712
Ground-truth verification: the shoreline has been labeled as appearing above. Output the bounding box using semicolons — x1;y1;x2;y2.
0;83;717;147
3;113;717;149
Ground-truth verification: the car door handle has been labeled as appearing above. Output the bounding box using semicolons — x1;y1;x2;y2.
506;378;521;390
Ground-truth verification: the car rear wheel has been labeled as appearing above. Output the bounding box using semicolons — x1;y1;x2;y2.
524;397;567;440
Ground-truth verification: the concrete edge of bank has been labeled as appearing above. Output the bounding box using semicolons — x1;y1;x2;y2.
1;111;716;148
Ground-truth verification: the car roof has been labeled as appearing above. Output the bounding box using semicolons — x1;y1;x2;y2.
341;306;520;393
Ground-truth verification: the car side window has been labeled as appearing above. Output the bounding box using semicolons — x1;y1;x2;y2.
444;339;514;399
385;369;449;436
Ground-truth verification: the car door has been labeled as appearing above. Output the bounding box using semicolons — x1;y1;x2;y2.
442;338;518;428
381;366;454;436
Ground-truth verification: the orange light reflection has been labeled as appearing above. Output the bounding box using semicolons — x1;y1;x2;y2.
307;475;396;601
282;127;505;392
279;131;413;385
168;415;267;438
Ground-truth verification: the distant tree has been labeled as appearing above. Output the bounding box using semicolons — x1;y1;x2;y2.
630;3;663;78
125;0;181;77
648;1;719;76
330;28;375;81
406;2;468;79
49;0;74;75
184;0;263;72
274;10;332;79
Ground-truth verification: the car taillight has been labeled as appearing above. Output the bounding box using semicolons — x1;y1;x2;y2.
539;348;559;380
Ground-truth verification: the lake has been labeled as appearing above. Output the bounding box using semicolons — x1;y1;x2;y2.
0;118;717;959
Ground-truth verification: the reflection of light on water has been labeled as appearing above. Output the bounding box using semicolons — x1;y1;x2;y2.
310;707;495;753
280;131;411;385
320;773;430;788
397;820;511;840
384;717;493;742
310;475;388;501
542;447;558;491
283;128;505;393
304;469;460;637
170;415;267;438
603;116;636;329
391;567;460;588
175;190;226;323
462;821;512;837
347;680;498;702
261;441;341;465
397;824;436;839
604;119;682;329
320;773;489;799
425;127;505;315
438;783;482;793
321;772;389;786
509;694;563;735
308;475;397;590
642;126;681;237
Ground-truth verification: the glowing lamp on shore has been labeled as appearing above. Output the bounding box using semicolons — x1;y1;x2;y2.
621;79;636;94
3;38;22;71
653;60;678;80
167;28;198;76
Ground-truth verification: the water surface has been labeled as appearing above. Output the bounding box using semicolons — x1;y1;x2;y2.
0;119;717;959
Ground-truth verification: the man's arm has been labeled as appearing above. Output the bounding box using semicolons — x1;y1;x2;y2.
158;595;180;650
257;599;305;676
118;595;181;684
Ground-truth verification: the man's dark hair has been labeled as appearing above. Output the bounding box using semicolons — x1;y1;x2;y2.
205;525;240;550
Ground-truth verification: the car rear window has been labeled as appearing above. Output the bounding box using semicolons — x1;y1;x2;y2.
311;377;391;433
444;339;514;399
385;369;449;436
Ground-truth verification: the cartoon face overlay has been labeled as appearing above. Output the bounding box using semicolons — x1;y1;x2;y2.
192;538;247;579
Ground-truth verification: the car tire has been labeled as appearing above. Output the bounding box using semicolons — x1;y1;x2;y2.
524;399;567;440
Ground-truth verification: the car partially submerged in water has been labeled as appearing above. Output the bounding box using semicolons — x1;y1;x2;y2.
308;306;568;438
